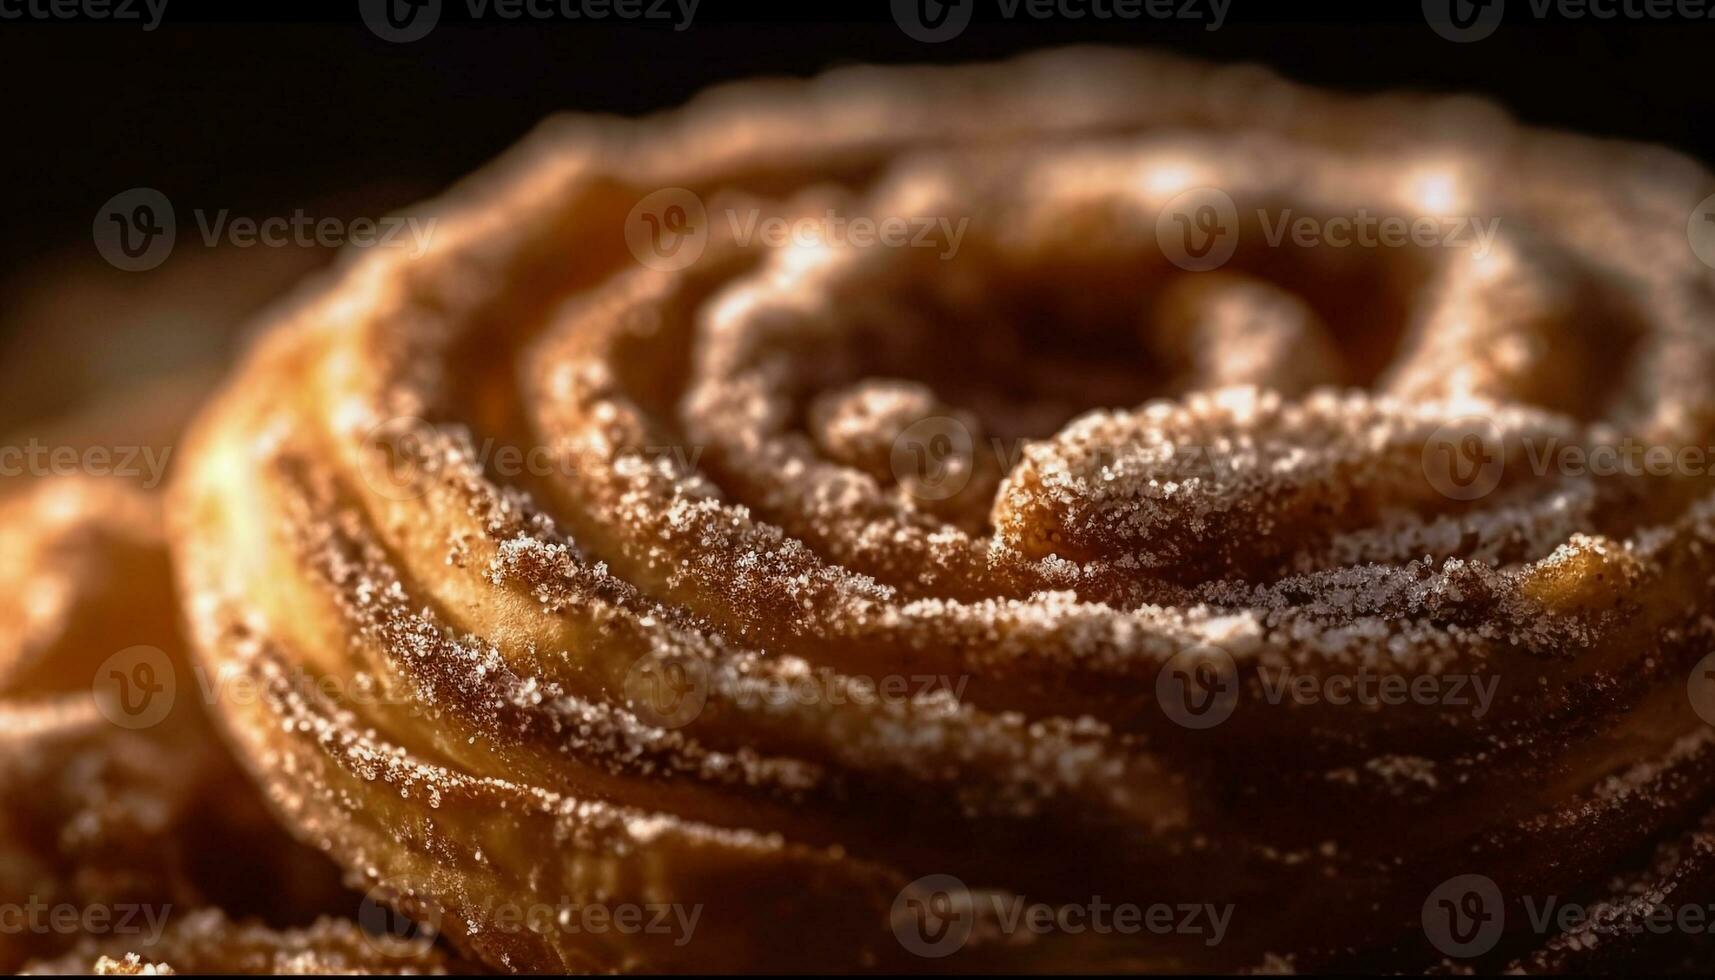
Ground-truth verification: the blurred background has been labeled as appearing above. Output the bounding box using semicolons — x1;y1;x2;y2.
2;0;1711;434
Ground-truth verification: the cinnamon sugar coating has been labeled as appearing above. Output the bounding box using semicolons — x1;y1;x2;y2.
0;478;433;974
144;49;1715;972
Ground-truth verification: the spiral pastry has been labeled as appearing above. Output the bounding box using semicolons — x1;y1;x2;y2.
0;474;454;975
168;49;1715;972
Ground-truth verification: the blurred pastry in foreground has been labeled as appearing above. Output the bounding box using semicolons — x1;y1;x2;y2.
0;408;445;974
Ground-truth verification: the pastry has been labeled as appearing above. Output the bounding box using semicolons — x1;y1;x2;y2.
14;48;1715;973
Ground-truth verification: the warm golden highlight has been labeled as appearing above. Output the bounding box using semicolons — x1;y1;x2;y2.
145;49;1715;972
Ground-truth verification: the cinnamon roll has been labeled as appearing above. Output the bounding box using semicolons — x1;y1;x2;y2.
160;49;1715;972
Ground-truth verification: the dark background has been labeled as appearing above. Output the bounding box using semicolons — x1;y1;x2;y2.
0;0;1710;424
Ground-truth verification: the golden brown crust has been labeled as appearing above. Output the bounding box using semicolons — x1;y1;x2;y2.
0;475;401;975
156;49;1715;972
